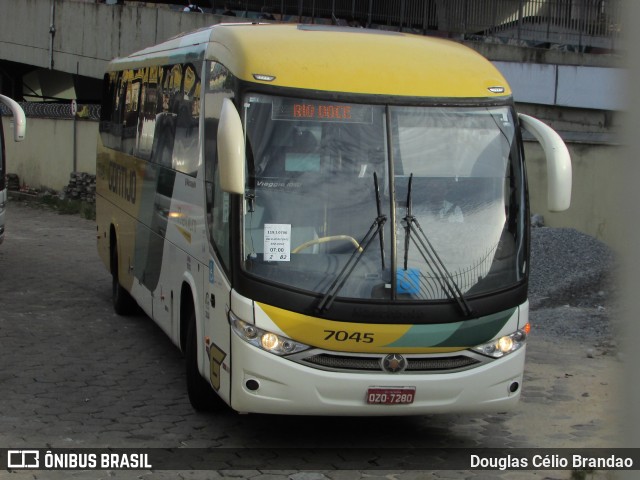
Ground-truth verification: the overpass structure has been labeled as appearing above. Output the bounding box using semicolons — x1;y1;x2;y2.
0;0;624;107
0;0;219;98
0;0;627;249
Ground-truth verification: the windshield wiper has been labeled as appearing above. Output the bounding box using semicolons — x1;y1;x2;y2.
402;174;473;317
374;171;386;271
403;174;414;271
316;172;387;314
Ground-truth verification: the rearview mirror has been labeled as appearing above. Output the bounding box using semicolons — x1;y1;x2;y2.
519;113;572;212
217;98;245;195
0;94;26;142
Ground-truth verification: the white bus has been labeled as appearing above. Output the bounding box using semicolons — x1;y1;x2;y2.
0;95;26;245
97;23;571;415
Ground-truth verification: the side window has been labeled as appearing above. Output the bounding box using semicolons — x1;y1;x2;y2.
136;66;159;160
99;72;116;125
172;64;201;176
150;65;176;167
113;72;126;151
120;70;141;156
147;63;201;176
204;61;235;271
101;63;202;178
99;71;122;150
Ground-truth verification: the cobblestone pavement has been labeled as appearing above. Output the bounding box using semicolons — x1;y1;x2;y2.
0;201;623;480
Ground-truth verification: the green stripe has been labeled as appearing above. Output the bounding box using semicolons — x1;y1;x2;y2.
384;308;517;348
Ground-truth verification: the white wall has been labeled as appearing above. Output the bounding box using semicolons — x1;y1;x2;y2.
494;61;626;111
525;140;625;252
3;116;97;191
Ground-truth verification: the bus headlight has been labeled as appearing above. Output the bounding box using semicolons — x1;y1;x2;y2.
230;313;310;356
471;324;529;358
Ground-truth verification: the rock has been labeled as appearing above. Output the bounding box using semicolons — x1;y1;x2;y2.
531;214;545;227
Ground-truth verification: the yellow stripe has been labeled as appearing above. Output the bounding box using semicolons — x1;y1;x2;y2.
258;302;462;354
176;225;192;243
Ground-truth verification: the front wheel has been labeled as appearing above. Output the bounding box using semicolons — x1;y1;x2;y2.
185;311;225;412
110;242;136;315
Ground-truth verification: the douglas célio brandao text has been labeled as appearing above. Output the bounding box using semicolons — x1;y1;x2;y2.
470;454;634;470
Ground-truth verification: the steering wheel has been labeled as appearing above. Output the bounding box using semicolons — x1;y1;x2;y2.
292;235;363;253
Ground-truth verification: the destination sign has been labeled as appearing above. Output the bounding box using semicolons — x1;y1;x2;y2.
272;98;373;124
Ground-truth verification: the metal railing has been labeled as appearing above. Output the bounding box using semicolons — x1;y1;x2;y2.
223;0;621;51
0;102;100;121
450;0;623;51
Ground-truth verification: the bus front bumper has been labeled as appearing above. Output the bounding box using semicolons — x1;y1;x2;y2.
229;334;525;416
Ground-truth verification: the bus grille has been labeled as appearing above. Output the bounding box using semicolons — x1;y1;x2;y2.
298;353;481;373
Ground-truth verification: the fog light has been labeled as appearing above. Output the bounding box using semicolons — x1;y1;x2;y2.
246;379;260;391
483;344;496;355
244;325;258;339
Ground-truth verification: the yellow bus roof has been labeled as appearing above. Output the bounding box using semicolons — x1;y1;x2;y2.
207;24;511;99
111;23;511;99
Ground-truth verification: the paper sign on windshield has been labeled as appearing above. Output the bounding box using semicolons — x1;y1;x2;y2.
264;224;291;262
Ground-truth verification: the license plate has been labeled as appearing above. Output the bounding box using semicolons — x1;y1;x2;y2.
366;387;416;405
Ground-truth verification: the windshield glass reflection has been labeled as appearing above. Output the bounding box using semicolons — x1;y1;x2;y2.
241;94;525;305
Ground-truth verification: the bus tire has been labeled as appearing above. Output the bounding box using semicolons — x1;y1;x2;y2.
186;310;224;411
110;240;136;316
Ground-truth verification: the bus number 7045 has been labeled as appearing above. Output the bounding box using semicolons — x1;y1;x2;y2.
323;330;374;343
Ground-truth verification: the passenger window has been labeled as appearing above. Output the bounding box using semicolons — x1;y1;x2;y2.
100;63;202;179
204;62;234;271
172;65;201;176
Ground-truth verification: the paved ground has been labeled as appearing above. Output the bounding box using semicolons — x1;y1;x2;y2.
0;201;624;479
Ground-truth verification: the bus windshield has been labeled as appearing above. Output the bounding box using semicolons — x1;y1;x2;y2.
242;94;525;304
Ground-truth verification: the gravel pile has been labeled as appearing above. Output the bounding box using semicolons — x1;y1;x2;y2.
528;226;617;343
529;227;615;308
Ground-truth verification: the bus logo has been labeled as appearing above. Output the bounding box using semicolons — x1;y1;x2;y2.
381;354;407;373
108;161;136;204
7;450;40;468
